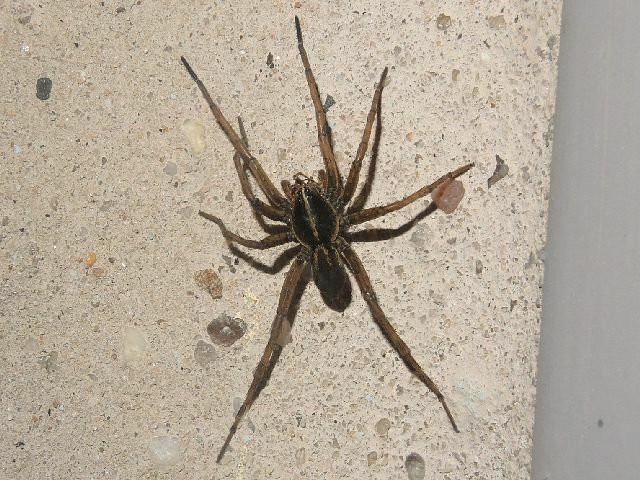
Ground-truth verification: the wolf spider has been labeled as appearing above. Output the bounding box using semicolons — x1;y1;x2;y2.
182;16;473;463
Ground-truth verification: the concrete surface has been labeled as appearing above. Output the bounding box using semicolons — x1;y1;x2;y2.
532;2;640;479
1;1;561;478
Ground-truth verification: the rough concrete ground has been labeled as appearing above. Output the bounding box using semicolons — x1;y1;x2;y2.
1;1;561;478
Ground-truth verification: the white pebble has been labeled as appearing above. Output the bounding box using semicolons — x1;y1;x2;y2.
181;118;206;155
148;435;182;467
123;326;147;363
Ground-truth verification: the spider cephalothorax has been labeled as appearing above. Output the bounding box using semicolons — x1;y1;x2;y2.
182;15;473;463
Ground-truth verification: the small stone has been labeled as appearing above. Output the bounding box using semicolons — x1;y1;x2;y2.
405;452;426;480
432;178;465;214
295;447;306;466
181;118;206;154
85;252;97;267
148;436;182;467
488;15;507;30
37;351;58;373
123;326;147;363
367;451;378;466
323;94;336;112
452;69;460;81
436;14;452;31
266;52;274;68
476;259;483;274
195;269;223;299
1;216;8;226
207;314;246;346
163;161;178;176
36;77;52;100
193;340;217;367
488;154;509;188
375;417;391;435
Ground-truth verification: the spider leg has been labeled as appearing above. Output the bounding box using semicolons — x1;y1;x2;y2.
345;202;438;242
281;180;294;202
341;67;387;207
230;244;301;275
181;56;287;207
340;244;459;432
317;169;327;191
199;211;292;250
346;83;384;215
294;16;342;199
216;255;308;463
233;117;287;222
345;163;474;226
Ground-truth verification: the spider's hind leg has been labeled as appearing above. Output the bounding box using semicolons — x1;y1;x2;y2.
340;244;459;432
216;256;308;463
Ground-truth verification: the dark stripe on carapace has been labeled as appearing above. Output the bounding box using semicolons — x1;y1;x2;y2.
292;185;339;247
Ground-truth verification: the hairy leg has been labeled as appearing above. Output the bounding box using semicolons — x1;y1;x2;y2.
340;244;459;432
181;56;286;207
294;16;342;199
233;117;287;221
346;163;473;226
341;68;387;206
346;85;384;215
230;244;301;275
216;256;307;462
344;202;438;243
199;211;292;250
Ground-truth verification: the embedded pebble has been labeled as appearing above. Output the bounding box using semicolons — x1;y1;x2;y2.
163;161;178;176
432;178;465;214
123;326;147;363
488;15;507;30
375;417;391;435
194;269;223;299
488;154;509;188
405;452;426;480
476;259;483;274
367;451;378;466
148;435;182;467
193;340;217;367
323;94;336;112
436;14;452;30
85;252;97;267
295;447;306;467
180;118;206;154
36;77;52;100
207;314;246;346
37;351;58;373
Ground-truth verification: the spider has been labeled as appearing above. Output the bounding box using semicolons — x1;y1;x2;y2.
181;16;473;463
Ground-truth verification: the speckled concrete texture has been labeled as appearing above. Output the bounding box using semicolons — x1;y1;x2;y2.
1;1;561;478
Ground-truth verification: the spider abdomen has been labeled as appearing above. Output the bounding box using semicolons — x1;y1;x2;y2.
292;185;339;247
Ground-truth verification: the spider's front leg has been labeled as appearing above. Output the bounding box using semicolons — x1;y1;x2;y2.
181;56;287;208
294;16;342;200
341;67;387;208
340;243;459;432
232;117;288;222
216;255;308;463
